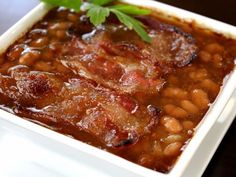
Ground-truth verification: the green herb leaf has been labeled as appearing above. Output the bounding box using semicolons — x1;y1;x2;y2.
86;5;110;26
110;9;151;43
41;0;81;12
89;0;114;6
40;0;152;43
109;4;151;15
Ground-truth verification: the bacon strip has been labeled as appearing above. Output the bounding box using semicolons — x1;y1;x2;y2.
54;19;197;95
0;66;160;147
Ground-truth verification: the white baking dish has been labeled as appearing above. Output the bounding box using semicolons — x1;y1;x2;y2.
0;1;236;177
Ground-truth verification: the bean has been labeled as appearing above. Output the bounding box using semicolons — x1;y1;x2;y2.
204;43;224;54
180;100;199;114
182;120;194;130
55;30;67;40
201;79;220;94
181;25;193;33
67;13;78;22
34;61;51;72
189;69;208;81
212;54;223;68
162;87;188;99
199;50;212;62
191;89;210;110
30;37;48;48
212;54;223;63
48;28;54;37
164;134;183;144
160;98;175;106
161;116;183;133
7;45;24;61
57;9;68;19
28;29;47;39
163;142;182;156
152;141;163;156
138;154;153;167
19;50;40;66
49;22;72;30
164;104;188;119
214;62;223;68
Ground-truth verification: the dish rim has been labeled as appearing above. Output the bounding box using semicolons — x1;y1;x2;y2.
0;0;236;176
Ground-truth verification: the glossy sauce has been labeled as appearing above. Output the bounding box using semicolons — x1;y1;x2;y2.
0;7;235;173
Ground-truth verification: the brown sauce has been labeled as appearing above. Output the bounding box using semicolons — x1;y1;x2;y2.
0;7;235;173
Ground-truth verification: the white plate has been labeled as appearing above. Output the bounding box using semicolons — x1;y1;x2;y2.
0;1;236;177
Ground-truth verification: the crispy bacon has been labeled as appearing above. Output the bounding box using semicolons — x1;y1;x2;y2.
0;15;197;149
53;19;197;95
0;66;160;147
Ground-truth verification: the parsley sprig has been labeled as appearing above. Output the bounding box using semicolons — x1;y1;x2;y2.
41;0;152;43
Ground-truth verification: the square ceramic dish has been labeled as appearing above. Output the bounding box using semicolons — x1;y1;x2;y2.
0;0;236;177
